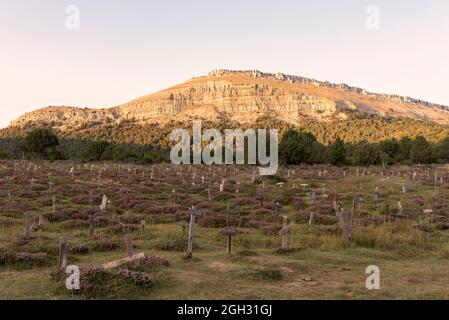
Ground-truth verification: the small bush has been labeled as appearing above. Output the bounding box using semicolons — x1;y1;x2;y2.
250;267;283;281
154;238;187;252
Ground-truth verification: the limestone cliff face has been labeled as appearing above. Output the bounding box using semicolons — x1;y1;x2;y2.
9;70;449;129
115;74;340;124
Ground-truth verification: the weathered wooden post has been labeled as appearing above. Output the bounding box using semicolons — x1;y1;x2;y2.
88;212;95;238
274;202;282;225
434;173;438;190
140;220;146;233
24;212;31;239
125;234;133;257
256;187;265;207
311;191;317;203
186;206;201;258
52;195;56;213
58;237;67;271
100;195;108;212
397;201;404;216
222;229;238;255
37;214;44;231
206;182;212;201
384;203;390;222
308;191;317;225
279;216;294;249
308;212;315;225
374;186;379;200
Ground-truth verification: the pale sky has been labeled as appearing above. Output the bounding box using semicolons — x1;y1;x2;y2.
1;0;448;128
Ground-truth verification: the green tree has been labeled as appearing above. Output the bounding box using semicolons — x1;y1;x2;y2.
83;141;110;161
435;137;449;162
378;139;400;165
352;142;381;166
329;137;346;166
398;137;412;162
410;136;433;164
279;129;320;164
22;128;59;158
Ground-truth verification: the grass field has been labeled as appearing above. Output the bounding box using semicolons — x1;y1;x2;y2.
1;160;449;300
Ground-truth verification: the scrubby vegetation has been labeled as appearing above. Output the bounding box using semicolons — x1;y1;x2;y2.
1;116;449;166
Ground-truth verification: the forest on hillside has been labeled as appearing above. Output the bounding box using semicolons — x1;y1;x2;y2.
1;116;449;166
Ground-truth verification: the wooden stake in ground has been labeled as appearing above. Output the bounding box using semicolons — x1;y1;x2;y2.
384;203;390;222
332;201;353;243
186;206;201;258
89;213;95;238
397;201;404;216
100;195;108;212
37;214;44;231
52;195;56;213
207;183;212;201
24;212;31;239
308;212;315;225
58;237;67;271
124;234;133;257
309;190;318;225
274;202;282;225
279;217;294;249
256;187;265;207
140;220;146;233
222;229;238;255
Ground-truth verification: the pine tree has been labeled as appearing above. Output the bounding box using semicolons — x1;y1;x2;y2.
410;136;433;164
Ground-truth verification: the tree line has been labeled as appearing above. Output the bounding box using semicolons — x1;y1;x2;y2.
278;129;447;166
2;127;449;166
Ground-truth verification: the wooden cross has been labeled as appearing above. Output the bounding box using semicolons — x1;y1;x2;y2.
332;201;353;243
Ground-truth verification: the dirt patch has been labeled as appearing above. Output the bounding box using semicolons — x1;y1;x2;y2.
208;262;239;272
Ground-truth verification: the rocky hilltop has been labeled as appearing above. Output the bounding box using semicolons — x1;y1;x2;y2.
10;70;449;129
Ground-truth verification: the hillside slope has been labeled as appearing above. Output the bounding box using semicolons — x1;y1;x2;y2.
9;70;449;130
